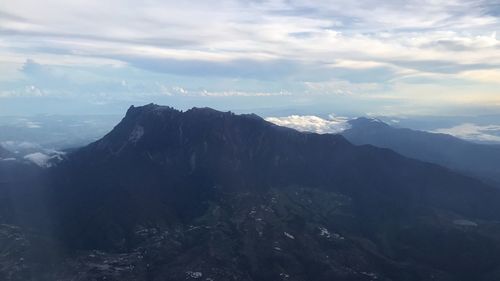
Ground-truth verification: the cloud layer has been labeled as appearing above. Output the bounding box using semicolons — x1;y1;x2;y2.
433;123;500;143
1;0;499;115
266;115;350;134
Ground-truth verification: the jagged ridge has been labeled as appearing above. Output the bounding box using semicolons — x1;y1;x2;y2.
4;104;500;281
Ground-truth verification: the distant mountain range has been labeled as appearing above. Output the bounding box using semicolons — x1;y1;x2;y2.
2;104;500;281
342;117;500;186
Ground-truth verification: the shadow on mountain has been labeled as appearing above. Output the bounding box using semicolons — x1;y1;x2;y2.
2;105;500;281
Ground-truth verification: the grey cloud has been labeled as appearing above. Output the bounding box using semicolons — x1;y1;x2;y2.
21;59;44;75
120;56;300;80
389;60;500;75
0;28;199;50
0;10;28;21
423;39;483;52
477;0;500;17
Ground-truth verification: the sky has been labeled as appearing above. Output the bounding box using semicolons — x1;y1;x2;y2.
0;0;499;117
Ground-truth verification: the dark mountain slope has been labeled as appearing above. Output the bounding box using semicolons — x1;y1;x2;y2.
3;104;500;281
342;117;500;185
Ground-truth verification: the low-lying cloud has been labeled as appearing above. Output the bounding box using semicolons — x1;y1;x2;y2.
266;115;350;134
433;123;500;143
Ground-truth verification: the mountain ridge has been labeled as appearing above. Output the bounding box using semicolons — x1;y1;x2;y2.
3;104;500;281
343;117;500;186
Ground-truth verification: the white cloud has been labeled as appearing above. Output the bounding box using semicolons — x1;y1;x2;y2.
1;0;499;68
433;123;500;143
1;141;41;151
25;120;42;128
0;0;499;115
266;114;350;134
23;150;65;167
459;69;500;83
24;152;51;167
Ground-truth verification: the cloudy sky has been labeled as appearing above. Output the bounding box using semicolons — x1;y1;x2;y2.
1;0;499;116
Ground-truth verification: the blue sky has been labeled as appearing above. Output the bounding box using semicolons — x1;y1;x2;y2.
0;0;499;116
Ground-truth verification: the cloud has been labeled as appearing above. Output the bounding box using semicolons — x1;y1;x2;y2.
121;56;299;79
266;114;350;134
2;0;499;70
459;69;500;83
24;120;41;128
23;152;51;167
433;123;500;143
200;89;291;97
1;158;16;161
1;140;41;151
23;150;65;167
0;0;500;115
304;79;384;95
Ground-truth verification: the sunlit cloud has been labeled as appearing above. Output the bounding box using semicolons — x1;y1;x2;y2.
266;114;350;134
459;69;500;83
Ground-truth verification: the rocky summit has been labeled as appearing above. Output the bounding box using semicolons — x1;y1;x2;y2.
2;104;500;281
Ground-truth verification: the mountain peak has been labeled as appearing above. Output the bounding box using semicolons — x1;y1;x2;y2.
125;103;180;118
124;104;265;124
87;104;318;159
186;106;222;114
13;104;500;280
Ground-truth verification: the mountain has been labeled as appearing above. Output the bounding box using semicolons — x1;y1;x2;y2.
3;104;500;281
342;117;500;186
